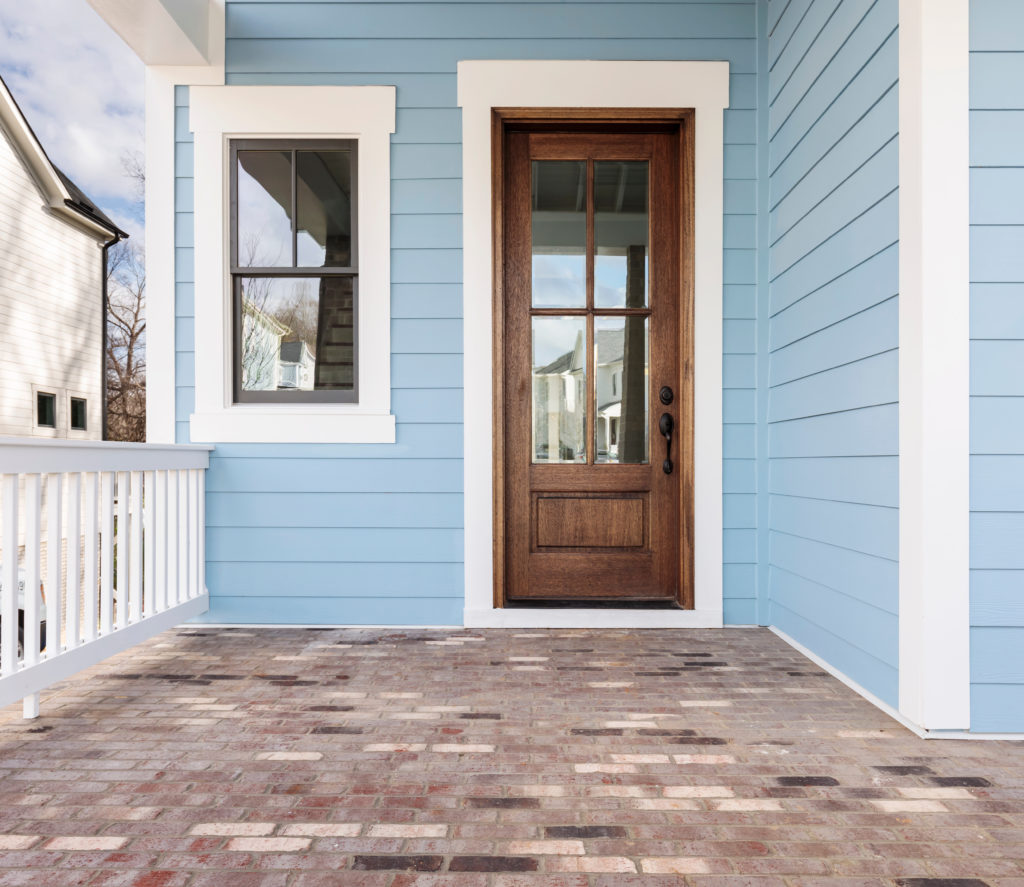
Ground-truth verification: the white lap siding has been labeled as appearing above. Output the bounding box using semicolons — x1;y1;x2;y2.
0;126;105;440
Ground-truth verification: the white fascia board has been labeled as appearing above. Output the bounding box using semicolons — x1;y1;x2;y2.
0;82;72;204
86;0;216;66
458;60;728;626
898;0;971;730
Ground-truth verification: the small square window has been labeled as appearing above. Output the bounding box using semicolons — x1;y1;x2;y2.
37;392;56;428
70;397;88;431
231;140;357;404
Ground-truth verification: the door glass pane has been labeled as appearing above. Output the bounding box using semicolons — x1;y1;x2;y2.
532;316;586;463
594;161;649;308
297;149;354;268
595;316;648;463
237;150;293;267
238;276;355;393
532;161;586;308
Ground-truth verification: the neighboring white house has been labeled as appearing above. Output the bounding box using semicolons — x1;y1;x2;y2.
0;75;126;441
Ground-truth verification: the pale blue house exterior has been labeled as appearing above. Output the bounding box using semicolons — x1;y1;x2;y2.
88;0;1024;736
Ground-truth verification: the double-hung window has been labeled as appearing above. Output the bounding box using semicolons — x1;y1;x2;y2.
231;140;358;403
189;84;394;443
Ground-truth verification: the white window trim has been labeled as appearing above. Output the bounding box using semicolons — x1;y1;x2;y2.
187;85;396;443
457;60;729;628
898;0;971;730
65;390;92;438
31;385;62;438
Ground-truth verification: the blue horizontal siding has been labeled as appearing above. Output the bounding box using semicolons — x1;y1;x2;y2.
971;0;1024;737
765;0;898;707
176;0;762;625
194;595;464;625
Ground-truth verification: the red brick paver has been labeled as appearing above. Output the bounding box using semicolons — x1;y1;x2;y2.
1;627;1022;885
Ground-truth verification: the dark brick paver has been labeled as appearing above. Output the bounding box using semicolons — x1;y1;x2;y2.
1;627;1023;885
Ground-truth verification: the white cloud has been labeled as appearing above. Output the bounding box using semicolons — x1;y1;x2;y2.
0;0;144;239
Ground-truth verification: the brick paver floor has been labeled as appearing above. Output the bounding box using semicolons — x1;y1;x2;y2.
1;626;1023;886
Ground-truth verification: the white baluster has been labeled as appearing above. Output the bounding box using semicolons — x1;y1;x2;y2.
167;471;179;607
115;472;129;629
197;469;206;597
65;473;81;650
100;472;115;635
1;475;18;678
143;471;155;617
178;470;189;605
155;471;167;612
23;474;42;718
82;473;98;642
188;469;199;599
46;474;63;656
129;471;143;622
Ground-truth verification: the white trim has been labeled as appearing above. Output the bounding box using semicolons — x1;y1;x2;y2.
771;626;929;738
0;437;211;473
457;60;728;627
898;0;971;730
0;595;209;713
144;56;225;444
466;609;725;629
187;85;396;444
85;0;217;66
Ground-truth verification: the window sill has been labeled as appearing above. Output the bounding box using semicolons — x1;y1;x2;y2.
189;408;395;444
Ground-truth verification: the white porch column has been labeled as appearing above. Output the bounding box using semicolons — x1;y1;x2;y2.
898;0;971;730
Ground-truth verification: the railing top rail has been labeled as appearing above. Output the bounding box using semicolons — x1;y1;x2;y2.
0;438;213;474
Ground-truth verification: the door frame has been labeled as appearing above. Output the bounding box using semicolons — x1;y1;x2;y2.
458;60;730;628
493;114;694;608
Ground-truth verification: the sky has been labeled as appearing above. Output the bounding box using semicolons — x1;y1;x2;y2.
0;0;144;240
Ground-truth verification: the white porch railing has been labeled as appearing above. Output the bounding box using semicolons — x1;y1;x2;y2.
0;439;212;718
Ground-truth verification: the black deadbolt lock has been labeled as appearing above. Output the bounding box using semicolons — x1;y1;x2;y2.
659;385;674;406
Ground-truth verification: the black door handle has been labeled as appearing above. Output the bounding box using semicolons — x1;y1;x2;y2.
659;412;674;475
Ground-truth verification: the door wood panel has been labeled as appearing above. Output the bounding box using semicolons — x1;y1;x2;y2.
493;111;694;607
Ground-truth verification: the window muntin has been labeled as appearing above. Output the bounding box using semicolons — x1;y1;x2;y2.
70;397;88;431
230;140;357;403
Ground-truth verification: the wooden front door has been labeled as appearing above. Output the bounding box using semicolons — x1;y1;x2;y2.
496;114;694;607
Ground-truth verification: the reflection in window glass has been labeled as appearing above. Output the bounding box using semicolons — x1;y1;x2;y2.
238;277;355;393
70;397;88;431
595;316;648;463
37;392;55;428
297;150;353;268
594;161;649;308
532;316;586;463
531;161;586;308
237;151;294;267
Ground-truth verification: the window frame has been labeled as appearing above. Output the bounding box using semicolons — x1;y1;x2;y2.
188;84;396;444
69;396;88;432
229;138;360;405
36;391;57;429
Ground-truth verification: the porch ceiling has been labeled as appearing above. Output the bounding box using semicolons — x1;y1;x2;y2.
1;626;1022;883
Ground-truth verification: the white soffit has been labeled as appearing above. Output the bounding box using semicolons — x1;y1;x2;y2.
86;0;215;65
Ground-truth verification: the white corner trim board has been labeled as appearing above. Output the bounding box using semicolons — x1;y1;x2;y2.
187;85;396;443
145;64;224;444
457;60;729;628
898;0;971;730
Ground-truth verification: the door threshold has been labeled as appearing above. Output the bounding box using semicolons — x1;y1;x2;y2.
505;599;683;610
464;607;724;629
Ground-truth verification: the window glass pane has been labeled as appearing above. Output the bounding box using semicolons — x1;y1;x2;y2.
297;150;353;268
238;276;355;393
532;161;586;308
237;150;293;267
532;316;586;463
595;316;648;463
70;398;87;431
37;392;55;428
594;161;649;309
